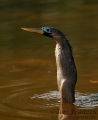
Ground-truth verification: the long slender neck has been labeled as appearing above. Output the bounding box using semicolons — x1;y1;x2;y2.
55;38;77;81
55;37;77;103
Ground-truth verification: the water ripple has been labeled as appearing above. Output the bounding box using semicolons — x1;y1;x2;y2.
3;88;98;109
31;91;98;108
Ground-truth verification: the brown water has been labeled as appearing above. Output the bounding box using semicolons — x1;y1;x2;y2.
0;0;98;120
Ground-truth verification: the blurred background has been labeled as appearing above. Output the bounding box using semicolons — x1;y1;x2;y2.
0;0;98;120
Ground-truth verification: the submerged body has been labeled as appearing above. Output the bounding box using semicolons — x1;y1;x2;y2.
22;27;77;103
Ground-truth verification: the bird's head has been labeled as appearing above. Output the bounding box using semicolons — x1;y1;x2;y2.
21;27;65;42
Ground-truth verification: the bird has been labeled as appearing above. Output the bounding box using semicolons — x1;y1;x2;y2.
21;27;77;103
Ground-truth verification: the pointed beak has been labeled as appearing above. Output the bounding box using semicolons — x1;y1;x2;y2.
21;28;44;35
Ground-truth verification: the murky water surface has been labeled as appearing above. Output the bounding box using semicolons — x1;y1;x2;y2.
0;0;98;120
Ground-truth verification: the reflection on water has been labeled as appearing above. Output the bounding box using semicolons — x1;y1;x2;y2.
59;102;77;120
0;0;98;120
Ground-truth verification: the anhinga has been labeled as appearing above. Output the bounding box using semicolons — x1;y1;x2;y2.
21;27;77;103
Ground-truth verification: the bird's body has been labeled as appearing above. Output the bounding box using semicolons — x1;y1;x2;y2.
22;27;77;103
55;36;77;103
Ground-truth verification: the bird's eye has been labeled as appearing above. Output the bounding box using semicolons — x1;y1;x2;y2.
42;27;50;33
47;29;49;32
